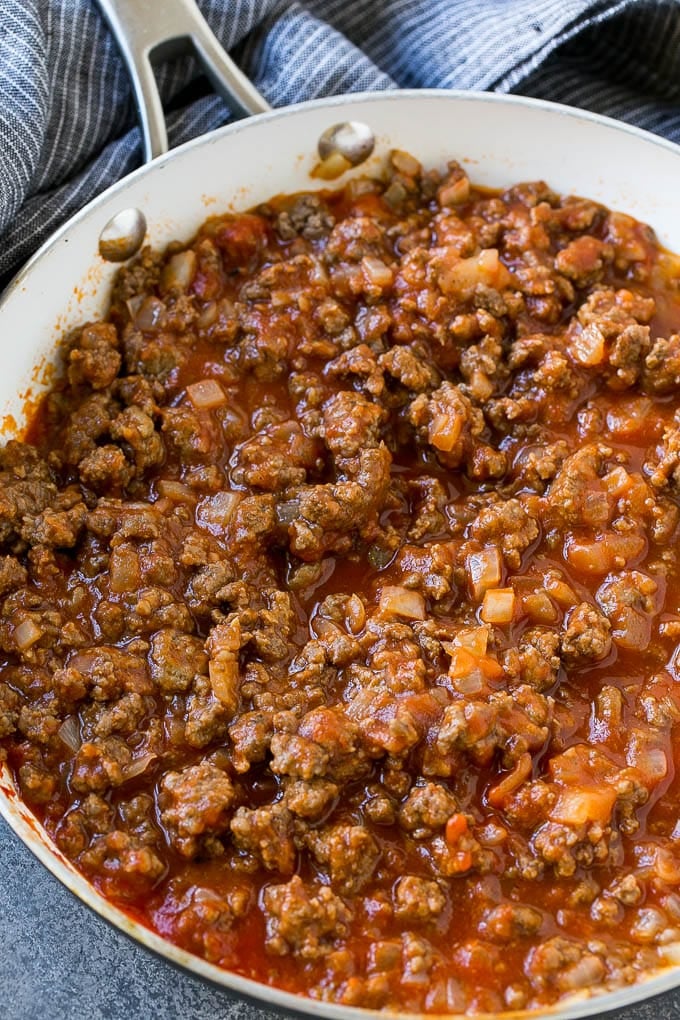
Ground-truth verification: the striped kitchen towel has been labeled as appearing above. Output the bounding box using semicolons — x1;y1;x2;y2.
1;0;680;282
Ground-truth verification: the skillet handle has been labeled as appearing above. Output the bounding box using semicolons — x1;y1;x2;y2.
94;0;271;163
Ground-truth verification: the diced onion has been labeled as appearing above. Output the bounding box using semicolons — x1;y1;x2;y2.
197;301;218;328
466;369;494;402
523;591;558;624
605;398;654;440
438;177;470;207
659;942;680;965
449;664;484;694
602;466;632;497
109;545;142;594
655;848;680;885
309;259;329;285
569;323;605;366
196;491;242;534
207;618;241;714
480;587;515;624
345;594;366;635
437;248;513;299
544;577;579;607
125;295;145;318
487;752;532;808
313;618;345;642
186;378;227;409
345;178;379;200
445;644;503;685
276;499;302;527
428;411;463;453
271;289;295;308
161;250;197;293
558;959;605;993
613;606;652;651
58;716;82;752
642;746;671;781
378;586;426;621
477;821;508;847
550;786;616;826
466;547;502;601
566;532;645;575
122;753;157;781
14;618;43;651
451;626;488;657
391;150;422;176
627;734;668;782
630;908;666;942
361;256;394;289
209;659;240;708
313;151;352;180
134;296;165;330
156;479;196;503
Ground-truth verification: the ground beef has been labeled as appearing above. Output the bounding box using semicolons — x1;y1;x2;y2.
0;683;20;738
283;777;338;820
408;381;506;479
161;405;219;461
0;556;27;596
275;193;335;240
79;445;133;491
4;156;680;1016
149;629;208;694
561;603;612;666
555;235;612;287
379;344;440;393
0;443;57;544
231;421;321;491
110;406;164;475
230;803;296;874
70;737;132;794
184;677;231;748
228;709;274;773
515;628;561;691
158;762;236;858
643;334;680;394
647;409;680;489
393;875;447;924
479;902;543;943
68;322;122;390
306;822;381;895
399;782;458;838
469;498;539;569
62;392;120;466
544;444;612;528
263;875;352;959
525;937;606;994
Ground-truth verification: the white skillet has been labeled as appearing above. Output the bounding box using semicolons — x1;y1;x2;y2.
1;1;680;1017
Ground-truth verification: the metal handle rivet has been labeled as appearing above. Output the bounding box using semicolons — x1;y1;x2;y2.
317;121;375;167
98;208;147;262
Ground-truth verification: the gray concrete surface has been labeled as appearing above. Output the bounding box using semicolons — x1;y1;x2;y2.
2;816;679;1020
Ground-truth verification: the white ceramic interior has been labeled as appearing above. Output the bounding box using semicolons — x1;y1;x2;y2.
2;90;680;1018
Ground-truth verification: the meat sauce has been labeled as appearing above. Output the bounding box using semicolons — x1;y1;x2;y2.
4;150;680;1012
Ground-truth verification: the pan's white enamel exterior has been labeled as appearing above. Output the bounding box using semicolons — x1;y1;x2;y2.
2;90;680;1019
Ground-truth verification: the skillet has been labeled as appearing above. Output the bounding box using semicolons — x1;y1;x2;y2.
2;1;680;1016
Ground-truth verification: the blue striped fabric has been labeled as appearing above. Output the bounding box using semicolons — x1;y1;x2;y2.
1;0;678;281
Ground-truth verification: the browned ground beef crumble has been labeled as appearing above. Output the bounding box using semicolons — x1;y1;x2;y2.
5;151;680;1012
